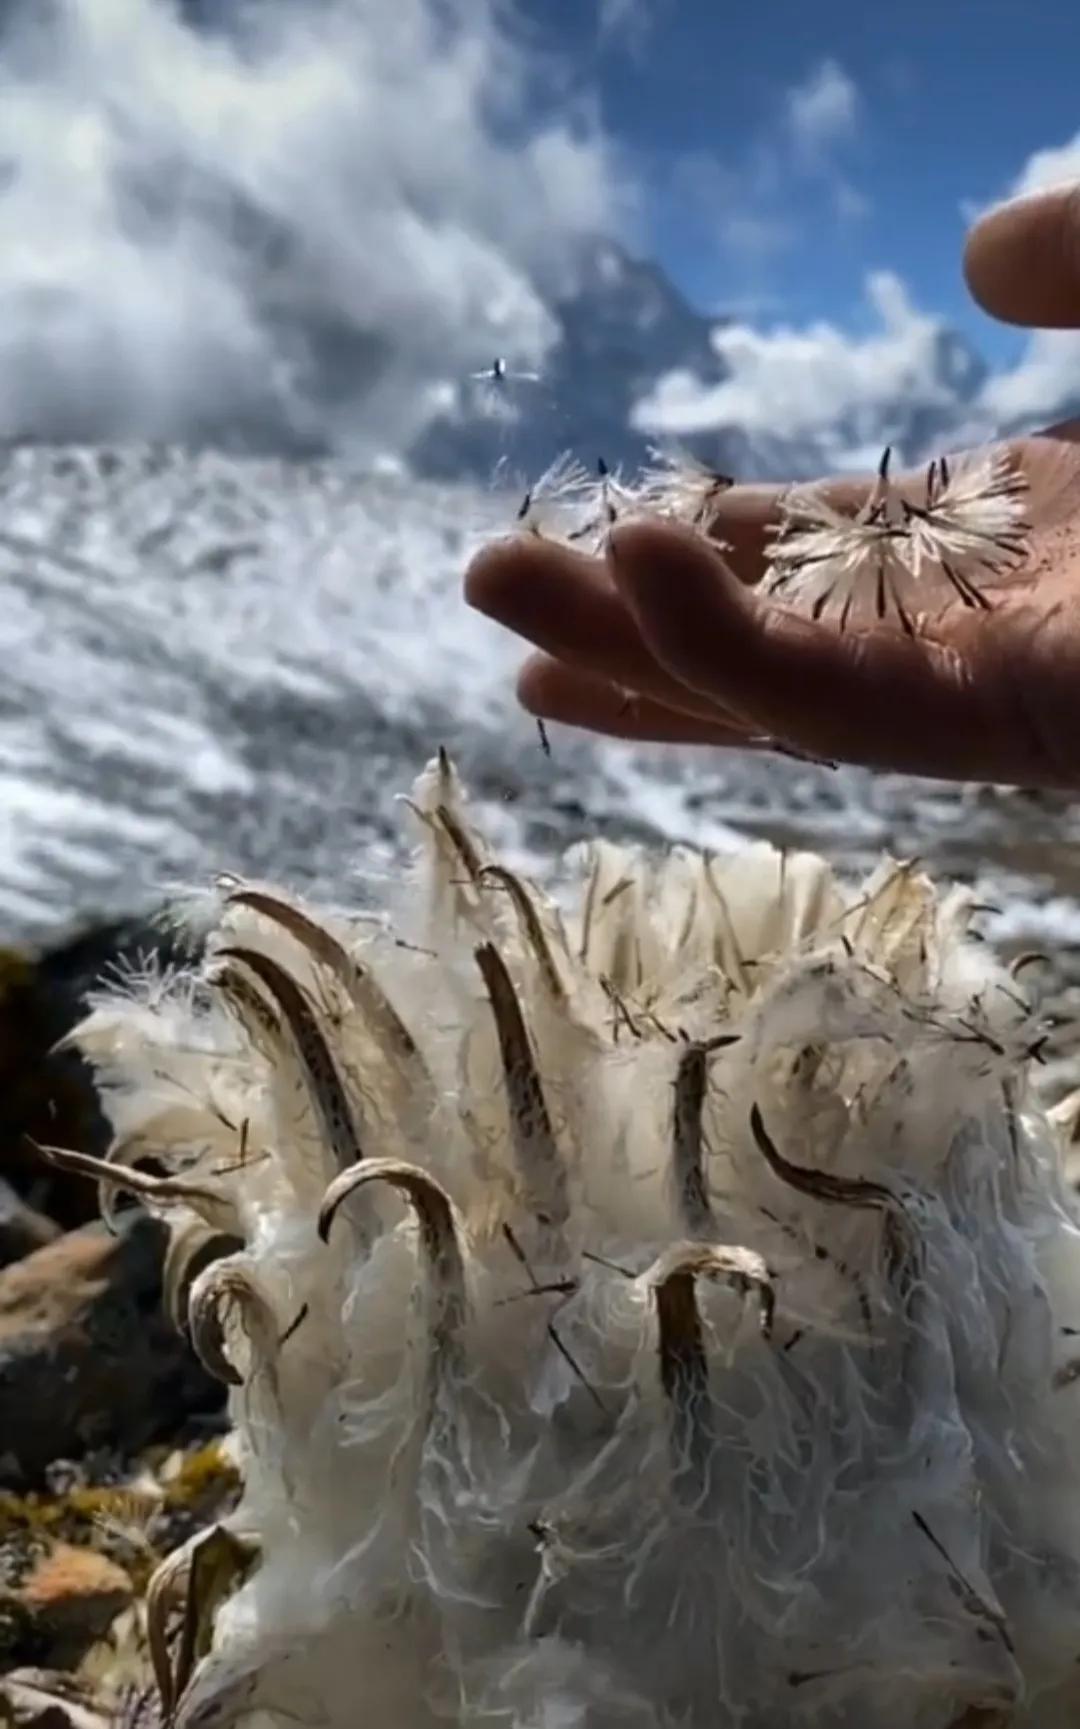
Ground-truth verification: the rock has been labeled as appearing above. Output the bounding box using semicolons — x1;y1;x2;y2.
0;1180;60;1270
0;1215;222;1488
0;1545;132;1671
0;943;107;1231
0;1670;114;1729
0;919;194;1231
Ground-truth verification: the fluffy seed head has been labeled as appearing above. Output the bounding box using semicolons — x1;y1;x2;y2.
55;758;1080;1728
764;446;1031;631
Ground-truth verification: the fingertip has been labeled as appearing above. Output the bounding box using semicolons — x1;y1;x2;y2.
464;532;620;656
463;535;534;618
607;516;739;587
964;185;1080;328
606;518;756;640
516;652;561;716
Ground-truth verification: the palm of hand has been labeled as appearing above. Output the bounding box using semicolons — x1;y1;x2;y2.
464;190;1080;790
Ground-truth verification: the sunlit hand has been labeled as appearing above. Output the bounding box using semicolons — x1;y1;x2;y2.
465;187;1080;788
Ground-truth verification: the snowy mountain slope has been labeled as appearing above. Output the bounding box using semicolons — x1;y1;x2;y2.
3;443;1079;987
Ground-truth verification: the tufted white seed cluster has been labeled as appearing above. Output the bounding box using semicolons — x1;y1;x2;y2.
516;445;733;549
43;753;1080;1729
761;445;1031;631
514;443;1030;633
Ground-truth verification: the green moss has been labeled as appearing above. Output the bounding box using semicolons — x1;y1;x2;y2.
165;1441;238;1506
0;1441;239;1577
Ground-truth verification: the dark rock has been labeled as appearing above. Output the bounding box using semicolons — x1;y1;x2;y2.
0;920;194;1229
0;1215;222;1488
0;1545;133;1671
0;943;105;1230
0;1179;60;1269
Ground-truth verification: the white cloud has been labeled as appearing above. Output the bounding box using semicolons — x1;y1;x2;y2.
666;149;796;268
786;59;859;157
716;210;795;261
663;58;866;281
597;0;666;54
834;179;870;222
638;125;1080;481
980;330;1080;426
632;271;964;473
962;129;1080;226
0;0;626;457
950;134;1080;443
1007;133;1080;199
632;248;1080;482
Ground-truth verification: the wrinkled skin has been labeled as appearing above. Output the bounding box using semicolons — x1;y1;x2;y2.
465;187;1080;789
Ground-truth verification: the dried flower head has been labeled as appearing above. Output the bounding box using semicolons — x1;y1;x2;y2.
42;757;1080;1729
513;446;733;553
515;450;598;539
765;445;1031;632
514;451;638;552
630;445;735;533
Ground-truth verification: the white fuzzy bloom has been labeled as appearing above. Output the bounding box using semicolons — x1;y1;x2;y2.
516;451;599;541
59;759;1080;1728
765;447;1030;630
629;445;734;533
515;446;732;552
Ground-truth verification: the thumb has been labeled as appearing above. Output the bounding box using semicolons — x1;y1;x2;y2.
964;184;1080;328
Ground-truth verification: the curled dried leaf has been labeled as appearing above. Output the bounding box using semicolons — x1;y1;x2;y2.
475;943;569;1231
479;865;566;1004
213;948;362;1173
749;1105;897;1213
174;1525;261;1708
646;1243;775;1492
99;1132;162;1236
104;1102;236;1231
164;1219;246;1337
648;1241;775;1351
319;1157;466;1354
672;1043;714;1236
25;1138;227;1223
436;802;484;885
648;1247;709;1413
188;1257;278;1388
643;1242;736;1489
211;959;281;1047
225;886;423;1067
146;1538;195;1716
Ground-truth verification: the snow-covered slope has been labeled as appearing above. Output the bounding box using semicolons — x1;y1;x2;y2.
4;443;1080;1006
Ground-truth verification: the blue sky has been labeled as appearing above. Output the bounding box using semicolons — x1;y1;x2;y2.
0;0;1075;467
520;0;1078;368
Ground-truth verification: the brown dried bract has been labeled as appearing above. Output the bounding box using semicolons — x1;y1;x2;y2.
475;943;569;1232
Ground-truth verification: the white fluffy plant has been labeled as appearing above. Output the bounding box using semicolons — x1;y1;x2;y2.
37;753;1080;1729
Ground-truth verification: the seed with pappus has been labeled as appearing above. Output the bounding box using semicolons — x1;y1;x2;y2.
512;446;732;551
764;445;1031;632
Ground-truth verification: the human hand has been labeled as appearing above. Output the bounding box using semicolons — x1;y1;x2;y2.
465;187;1080;788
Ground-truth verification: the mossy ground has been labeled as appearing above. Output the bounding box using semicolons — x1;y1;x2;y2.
0;1436;239;1689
